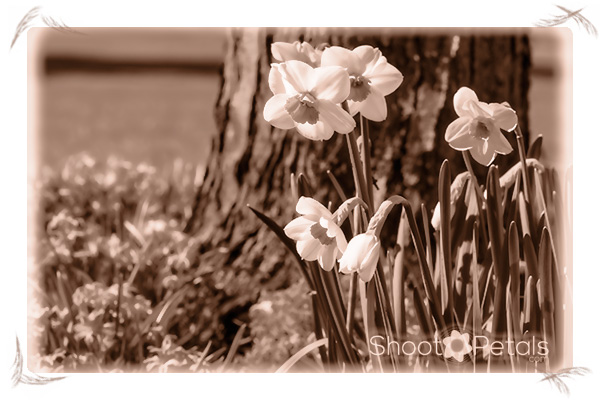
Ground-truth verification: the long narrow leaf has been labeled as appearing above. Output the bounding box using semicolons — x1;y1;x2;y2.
508;221;521;344
276;339;328;373
486;166;508;337
248;205;314;290
438;160;453;317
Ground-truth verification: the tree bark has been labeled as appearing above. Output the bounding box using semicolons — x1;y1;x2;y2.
188;28;531;349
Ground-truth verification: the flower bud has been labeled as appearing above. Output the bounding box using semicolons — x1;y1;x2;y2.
338;233;380;282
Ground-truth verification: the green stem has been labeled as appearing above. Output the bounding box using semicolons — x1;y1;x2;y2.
342;103;370;212
360;114;374;213
515;125;532;203
346;272;358;337
462;151;489;244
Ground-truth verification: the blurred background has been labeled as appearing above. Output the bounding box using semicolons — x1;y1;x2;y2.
31;28;569;172
32;28;226;170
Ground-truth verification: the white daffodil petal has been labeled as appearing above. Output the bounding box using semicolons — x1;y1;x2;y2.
338;242;360;274
327;222;348;252
359;91;387;122
317;100;356;134
271;42;307;63
296;120;334;141
453;87;479;118
488;127;513;155
318;246;336;271
312;66;351;103
268;66;286;95
358;238;380;282
467;100;493;118
445;117;474;150
470;140;496;166
359;263;377;282
278;60;313;94
444;344;453;358
321;46;361;74
296;197;333;219
352;45;378;72
283;216;314;240
361;238;380;270
490;103;518;132
431;202;441;231
347;100;361;117
367;62;404;96
296;238;321;261
263;94;296;129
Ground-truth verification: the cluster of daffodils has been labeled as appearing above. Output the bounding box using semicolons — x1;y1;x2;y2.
284;196;381;282
265;40;519;283
264;41;404;140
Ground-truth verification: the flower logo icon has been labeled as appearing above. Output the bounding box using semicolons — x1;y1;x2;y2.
442;330;473;362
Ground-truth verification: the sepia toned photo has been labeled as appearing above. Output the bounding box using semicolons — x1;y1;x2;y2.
27;27;572;373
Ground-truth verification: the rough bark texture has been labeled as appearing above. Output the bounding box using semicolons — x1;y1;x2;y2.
188;28;531;348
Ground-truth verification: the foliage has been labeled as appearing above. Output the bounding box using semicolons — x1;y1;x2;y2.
30;154;308;372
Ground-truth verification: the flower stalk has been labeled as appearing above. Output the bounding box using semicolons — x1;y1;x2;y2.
515;124;532;203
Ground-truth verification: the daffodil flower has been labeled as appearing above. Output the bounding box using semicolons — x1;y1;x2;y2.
263;60;356;140
442;330;473;362
284;196;348;271
338;232;380;282
271;41;322;67
445;87;518;166
321;45;403;122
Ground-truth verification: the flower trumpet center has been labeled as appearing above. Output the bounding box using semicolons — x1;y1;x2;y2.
450;338;465;352
285;92;319;125
348;75;371;102
473;118;491;140
309;221;335;246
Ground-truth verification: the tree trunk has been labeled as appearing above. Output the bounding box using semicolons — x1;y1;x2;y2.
188;28;531;350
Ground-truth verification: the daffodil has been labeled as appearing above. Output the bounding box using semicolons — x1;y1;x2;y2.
445;87;518;166
263;60;356;140
338;232;380;282
321;45;403;122
284;196;348;271
442;330;473;362
271;41;322;67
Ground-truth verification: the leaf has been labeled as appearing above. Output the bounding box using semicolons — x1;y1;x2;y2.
247;205;314;289
471;223;482;336
290;172;299;202
360;280;384;372
276;338;328;373
506;291;517;372
421;204;435;278
221;324;247;371
393;209;409;338
124;220;146;248
154;284;191;329
538;228;555;352
507;222;521;344
412;285;432;337
523;233;539;281
327;170;348;202
486;166;508;337
438;160;453;317
527;135;543;159
518;192;534;243
498;158;545;192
